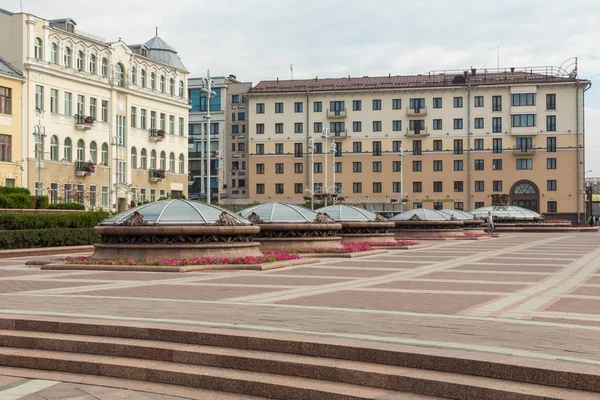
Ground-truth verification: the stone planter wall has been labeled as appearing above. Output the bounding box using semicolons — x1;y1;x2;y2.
393;220;464;238
255;223;342;250
338;221;396;244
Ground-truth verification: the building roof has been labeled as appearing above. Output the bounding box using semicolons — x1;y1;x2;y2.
0;8;14;16
143;35;188;72
0;56;23;78
249;68;584;94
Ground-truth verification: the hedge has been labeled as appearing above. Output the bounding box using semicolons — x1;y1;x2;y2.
0;187;30;195
48;202;86;210
31;195;49;209
0;228;100;249
0;193;35;209
0;211;109;230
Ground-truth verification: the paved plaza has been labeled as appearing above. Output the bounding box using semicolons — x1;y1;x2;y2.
0;232;599;398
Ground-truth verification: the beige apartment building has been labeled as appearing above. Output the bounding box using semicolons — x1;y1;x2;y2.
246;67;590;220
0;8;189;211
0;57;25;187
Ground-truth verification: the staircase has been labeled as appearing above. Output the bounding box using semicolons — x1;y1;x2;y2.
0;316;598;399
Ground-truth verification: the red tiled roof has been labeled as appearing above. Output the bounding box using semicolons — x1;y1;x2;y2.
249;70;582;94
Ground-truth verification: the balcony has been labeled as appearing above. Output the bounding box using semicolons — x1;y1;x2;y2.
74;161;94;177
512;146;536;155
74;114;94;130
406;106;427;116
405;127;429;137
331;129;348;139
149;129;166;142
327;109;347;118
149;169;166;182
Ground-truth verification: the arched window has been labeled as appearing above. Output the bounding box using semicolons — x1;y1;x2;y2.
34;38;43;60
115;63;125;87
140;148;147;169
178;154;184;174
101;143;108;166
89;54;97;74
101;57;108;77
150;150;156;169
51;43;58;64
140;69;146;88
513;183;537;195
130;66;136;85
50;135;58;161
76;50;84;71
169;152;175;172
160;151;166;170
76;139;85;161
131;147;137;169
64;47;72;67
178;80;184;97
160;75;165;92
169;78;174;95
90;141;97;164
150;72;156;90
64;137;72;162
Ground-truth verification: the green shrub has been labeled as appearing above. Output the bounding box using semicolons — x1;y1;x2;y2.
31;195;50;209
47;203;86;210
0;211;109;230
0;193;35;209
0;228;100;249
0;187;31;196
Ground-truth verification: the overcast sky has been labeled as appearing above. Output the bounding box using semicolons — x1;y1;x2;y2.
3;0;600;176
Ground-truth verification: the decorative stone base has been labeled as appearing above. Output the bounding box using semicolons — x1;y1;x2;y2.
92;242;262;260
394;228;465;239
257;237;342;251
339;233;396;244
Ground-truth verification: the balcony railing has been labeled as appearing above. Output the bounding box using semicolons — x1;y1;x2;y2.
331;129;348;139
74;161;95;177
405;127;429;137
149;129;166;142
406;106;427;116
74;114;94;130
512;146;536;155
327;109;347;118
149;168;166;182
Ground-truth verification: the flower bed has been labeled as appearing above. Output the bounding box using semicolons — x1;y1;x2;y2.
370;240;418;247
66;250;299;266
286;242;373;254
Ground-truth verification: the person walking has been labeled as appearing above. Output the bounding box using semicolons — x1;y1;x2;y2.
589;215;595;227
486;211;494;234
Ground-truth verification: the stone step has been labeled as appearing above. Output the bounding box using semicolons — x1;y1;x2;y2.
0;331;597;399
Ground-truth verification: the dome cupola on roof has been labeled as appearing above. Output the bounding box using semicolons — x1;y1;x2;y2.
438;209;476;220
316;205;378;222
392;208;450;221
470;206;543;221
240;203;318;223
142;34;188;71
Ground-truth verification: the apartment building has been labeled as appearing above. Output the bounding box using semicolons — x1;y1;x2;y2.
226;80;252;199
247;67;589;220
0;8;189;211
0;57;25;187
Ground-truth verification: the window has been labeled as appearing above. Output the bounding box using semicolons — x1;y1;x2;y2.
101;58;108;77
335;162;342;173
76;139;85;161
238;112;246;121
413;160;422;172
294;102;303;113
454;181;463;192
131;147;137;169
256;184;265;194
179;81;185;97
353;162;362;172
294;183;303;194
34;37;43;60
294;122;303;133
64;47;72;67
475;181;484;192
159;75;165;92
492;159;502;170
454;160;463;171
275;103;283;113
493;181;503;192
433;181;443;192
453;97;463;108
313;102;322;112
546;115;556;131
63;92;72;116
392;182;401;193
474;118;484;129
169;152;175;172
353;121;362;132
453;118;463;129
90;141;97;164
314;143;322;153
512;114;536;127
474;96;484;107
274;183;284;194
492;117;502;133
373;161;382;172
409;119;425;131
76;95;85;115
256;103;265;113
373;121;382;131
353;182;362;193
275;123;284;134
547;201;557;213
433;160;442;171
474;139;484;150
433;140;442;151
432;98;442;108
160;113;166;130
372;99;382;110
35;85;44;110
47;89;58;114
547;180;557;191
89;185;97;208
314;162;322;173
150;150;156;169
64;137;72;162
454;202;464;211
149;72;156;90
256;144;264;155
87;54;96;74
474;160;484;170
475;202;485;209
179;154;184;173
179;117;184;136
232;125;240;134
546;94;556;110
51;43;58;64
413;203;423;209
393;141;402;152
275;143;283;154
432;119;442;130
139;69;147;88
409;98;425;111
492;95;502;111
0;134;11;162
101;100;108;122
330;101;345;114
516;137;533;151
294;143;303;158
130;107;137;128
547;158;557;169
130;67;136;85
353;142;362;153
139;148;146;169
101;143;108;166
314;122;323;133
392;99;402;109
547;137;557;152
256;123;265;134
391;120;402;131
352;100;361;111
373;182;382;193
294;163;303;173
63;183;73;203
50;136;58;161
390;161;401;172
76;51;84;71
169;78;174;95
275;163;284;174
454;139;463;155
512;93;535;106
412;140;422;156
413;182;422;193
516;159;533;170
372;141;382;156
493;138;502;154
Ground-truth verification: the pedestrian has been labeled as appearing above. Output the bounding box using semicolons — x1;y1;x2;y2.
486;211;494;234
588;215;595;227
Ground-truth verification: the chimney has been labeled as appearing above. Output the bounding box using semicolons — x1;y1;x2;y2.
277;77;279;83
510;67;515;73
471;68;477;76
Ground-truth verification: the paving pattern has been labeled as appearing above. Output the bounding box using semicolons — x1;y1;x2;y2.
0;233;598;374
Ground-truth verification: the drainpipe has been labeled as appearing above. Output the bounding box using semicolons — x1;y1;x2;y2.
467;76;472;210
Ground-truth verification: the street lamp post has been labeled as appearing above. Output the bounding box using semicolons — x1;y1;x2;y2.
307;137;315;210
216;150;223;204
584;169;593;220
32;118;46;196
399;148;405;212
330;141;337;205
321;128;329;206
200;70;217;203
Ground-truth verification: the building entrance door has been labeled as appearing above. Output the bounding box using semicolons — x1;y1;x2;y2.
510;181;539;213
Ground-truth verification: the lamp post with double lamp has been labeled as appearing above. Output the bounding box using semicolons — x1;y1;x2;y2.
200;70;217;204
216;150;223;204
321;128;338;207
32;115;46;196
306;137;316;210
584;169;593;221
398;148;405;212
330;141;337;205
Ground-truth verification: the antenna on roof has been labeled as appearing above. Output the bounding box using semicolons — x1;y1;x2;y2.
290;64;293;80
155;27;158;37
497;46;500;71
20;0;23;12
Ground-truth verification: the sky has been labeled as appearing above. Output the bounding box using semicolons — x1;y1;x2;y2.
2;0;600;176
